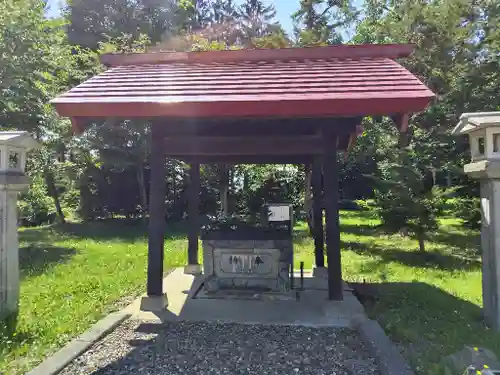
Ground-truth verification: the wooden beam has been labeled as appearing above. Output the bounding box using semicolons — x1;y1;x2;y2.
164;136;325;156
187;163;200;266
323;133;343;301
147;124;166;296
158;120;321;137
156;116;362;137
312;158;325;268
175;155;312;164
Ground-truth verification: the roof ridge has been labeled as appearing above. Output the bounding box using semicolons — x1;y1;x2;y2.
100;44;415;67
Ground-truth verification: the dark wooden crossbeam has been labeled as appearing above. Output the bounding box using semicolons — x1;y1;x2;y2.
174;155;313;164
163;136;325;156
157;116;363;136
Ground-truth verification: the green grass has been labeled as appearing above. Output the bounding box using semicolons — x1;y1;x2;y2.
335;210;498;375
0;220;187;375
1;211;498;375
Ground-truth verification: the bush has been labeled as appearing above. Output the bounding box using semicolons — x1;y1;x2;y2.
354;199;375;211
338;199;360;210
452;197;481;229
18;176;56;226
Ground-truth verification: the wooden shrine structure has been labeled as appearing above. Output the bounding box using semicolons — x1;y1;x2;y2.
52;44;434;301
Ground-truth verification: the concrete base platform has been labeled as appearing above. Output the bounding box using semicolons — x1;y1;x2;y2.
125;268;365;328
139;295;168;312
183;264;202;275
313;266;328;278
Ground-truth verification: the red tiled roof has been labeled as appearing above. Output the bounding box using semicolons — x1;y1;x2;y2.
51;44;434;132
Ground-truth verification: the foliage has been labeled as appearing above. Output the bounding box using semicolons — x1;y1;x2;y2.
237;0;279;43
369;150;452;252
353;0;500;182
0;0;75;134
453;197;482;230
201;213;265;235
293;0;359;45
3;0;497;232
18;175;56;226
65;0;177;49
233;164;305;219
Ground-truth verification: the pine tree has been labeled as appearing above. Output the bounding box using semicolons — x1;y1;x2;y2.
293;0;358;45
238;0;279;42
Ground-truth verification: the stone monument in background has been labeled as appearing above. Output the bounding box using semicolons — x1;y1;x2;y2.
0;131;39;322
453;112;500;331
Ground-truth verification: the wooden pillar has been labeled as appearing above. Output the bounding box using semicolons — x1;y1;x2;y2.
147;125;166;296
312;158;325;268
323;135;342;300
187;162;200;265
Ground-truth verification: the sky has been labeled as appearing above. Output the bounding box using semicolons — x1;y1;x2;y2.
45;0;358;38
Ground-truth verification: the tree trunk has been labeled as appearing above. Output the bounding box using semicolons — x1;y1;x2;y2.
136;163;148;218
304;164;314;235
44;169;65;224
220;164;229;216
58;143;66;163
417;233;426;253
79;167;93;222
172;165;176;201
446;172;452;187
398;131;411;148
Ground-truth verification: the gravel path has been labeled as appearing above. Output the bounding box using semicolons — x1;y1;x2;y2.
59;320;379;375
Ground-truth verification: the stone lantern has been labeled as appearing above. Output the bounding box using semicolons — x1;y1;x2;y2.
452;112;500;330
0;131;39;321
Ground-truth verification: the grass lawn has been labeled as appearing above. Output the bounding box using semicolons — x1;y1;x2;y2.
1;211;498;375
0;220;187;375
333;210;499;375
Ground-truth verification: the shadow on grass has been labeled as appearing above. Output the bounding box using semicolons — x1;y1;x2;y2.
19;244;77;278
51;219;189;243
0;326;36;362
292;220;382;245
340;223;383;236
19;227;60;244
342;240;480;271
292;227;312;245
351;282;500;373
1;312;37;364
430;228;480;256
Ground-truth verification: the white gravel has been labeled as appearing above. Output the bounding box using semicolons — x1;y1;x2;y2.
59;320;380;375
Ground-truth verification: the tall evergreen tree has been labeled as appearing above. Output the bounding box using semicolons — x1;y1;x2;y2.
293;0;358;45
212;0;238;24
353;0;500;183
238;0;279;42
65;0;177;49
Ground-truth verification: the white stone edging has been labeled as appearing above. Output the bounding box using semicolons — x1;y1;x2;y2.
25;311;131;375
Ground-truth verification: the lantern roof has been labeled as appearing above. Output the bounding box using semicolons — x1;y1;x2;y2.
452;112;500;135
0;131;40;150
